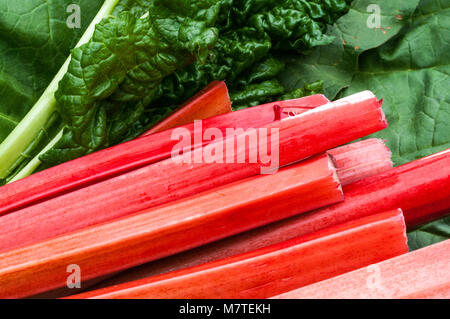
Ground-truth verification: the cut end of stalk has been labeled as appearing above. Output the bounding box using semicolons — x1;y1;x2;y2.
395;208;409;249
326;153;343;195
378;102;388;129
328;139;393;186
345;92;387;129
366;96;388;129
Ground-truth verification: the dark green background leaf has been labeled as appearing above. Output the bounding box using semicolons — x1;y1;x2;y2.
41;1;222;166
41;0;352;166
0;0;104;143
408;216;450;251
344;0;450;165
279;0;420;98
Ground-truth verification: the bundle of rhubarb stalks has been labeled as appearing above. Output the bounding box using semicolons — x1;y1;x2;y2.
0;82;448;299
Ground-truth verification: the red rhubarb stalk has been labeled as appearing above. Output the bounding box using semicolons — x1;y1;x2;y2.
403;197;450;229
272;149;450;236
328;138;393;186
33;138;392;298
208;150;448;256
0;91;386;253
86;139;394;288
273;239;450;299
68;209;408;299
0;94;329;216
173;149;447;265
0;154;343;298
142;81;232;135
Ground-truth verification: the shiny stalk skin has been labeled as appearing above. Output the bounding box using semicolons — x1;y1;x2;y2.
0;154;343;298
0;91;386;253
274;239;450;299
405;197;450;229
265;149;450;237
0;93;328;216
86;139;393;289
69;209;408;299
199;149;449;256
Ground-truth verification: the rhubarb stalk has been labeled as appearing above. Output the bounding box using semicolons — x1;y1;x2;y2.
272;149;450;236
224;149;449;253
273;239;450;299
0;94;328;216
142;81;232;135
0;91;386;252
68;209;408;299
327;138;393;186
0;154;343;298
86;139;394;289
177;148;448;262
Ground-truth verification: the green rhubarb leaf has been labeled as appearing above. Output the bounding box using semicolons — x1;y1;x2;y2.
279;0;420;99
241;56;286;86
280;80;324;100
0;0;353;180
40;0;353;167
0;0;104;143
230;79;286;109
408;216;450;251
112;0;153;17
343;0;450;165
151;0;352;113
40;1;221;166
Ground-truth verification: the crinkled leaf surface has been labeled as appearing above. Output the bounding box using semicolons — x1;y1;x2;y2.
279;0;420;98
344;0;450;165
40;0;221;165
0;0;104;143
148;0;352;113
40;0;352;166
